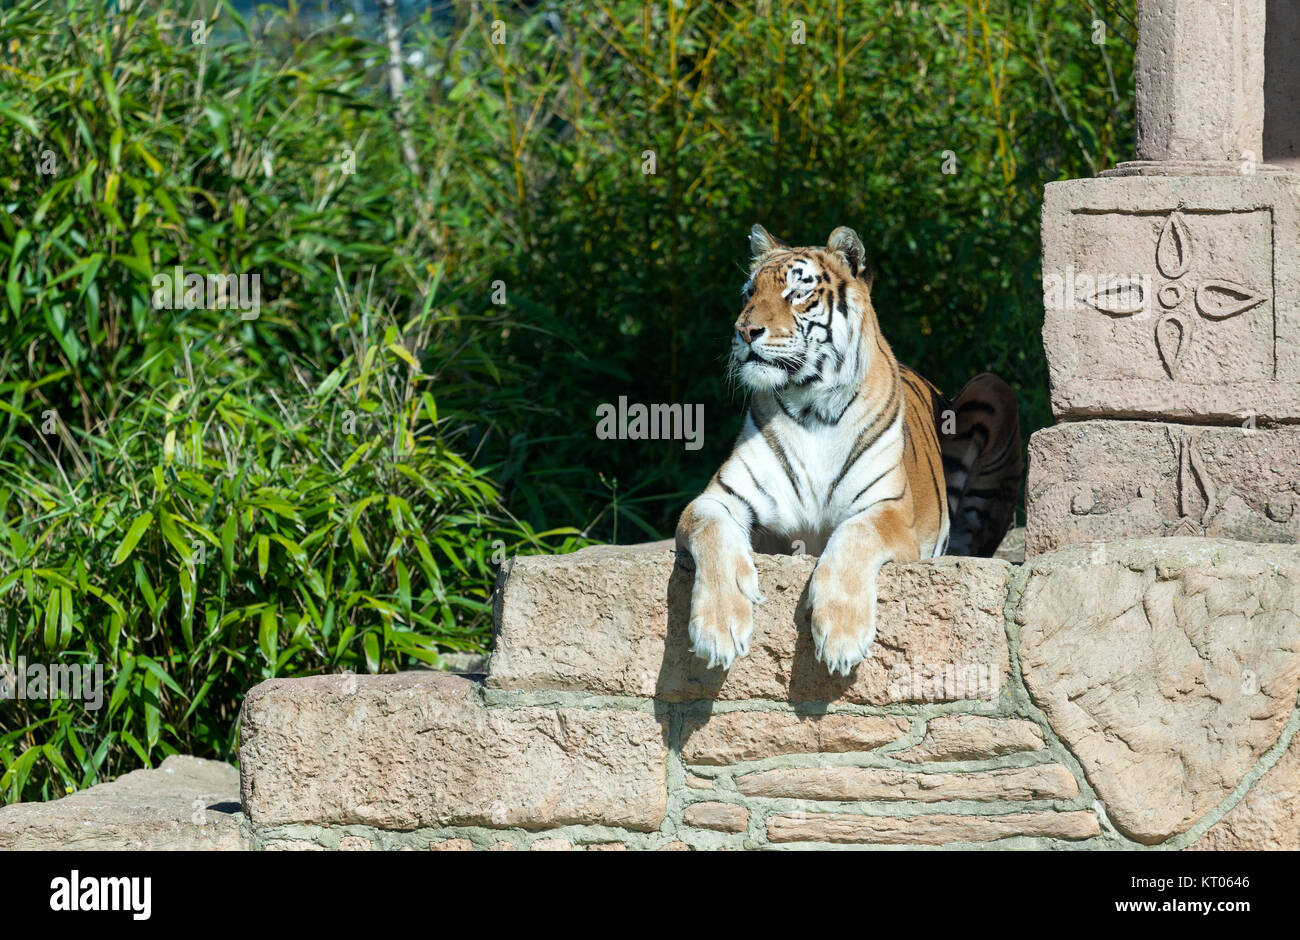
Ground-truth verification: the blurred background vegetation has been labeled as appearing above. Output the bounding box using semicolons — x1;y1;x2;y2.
0;0;1135;800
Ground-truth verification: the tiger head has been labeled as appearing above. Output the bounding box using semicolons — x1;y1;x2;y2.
732;224;876;394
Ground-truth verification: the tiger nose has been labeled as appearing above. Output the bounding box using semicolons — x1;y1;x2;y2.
735;323;766;344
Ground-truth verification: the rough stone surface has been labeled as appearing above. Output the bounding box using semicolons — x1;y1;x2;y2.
1192;731;1300;850
1041;175;1300;422
429;838;474;851
240;673;668;831
685;774;714;790
586;842;628;850
734;764;1078;803
1132;0;1265;165
1028;422;1300;554
892;715;1045;763
530;838;574;851
681;712;910;766
682;801;750;833
0;755;244;851
1018;538;1300;844
491;544;1011;705
265;839;324;851
766;810;1100;845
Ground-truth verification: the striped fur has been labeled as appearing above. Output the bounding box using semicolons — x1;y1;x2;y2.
941;373;1023;557
676;225;1020;676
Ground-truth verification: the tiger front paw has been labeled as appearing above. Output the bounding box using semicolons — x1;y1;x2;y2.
687;553;763;670
807;575;877;677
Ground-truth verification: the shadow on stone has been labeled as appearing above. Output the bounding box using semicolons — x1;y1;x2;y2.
786;577;855;710
660;551;725;704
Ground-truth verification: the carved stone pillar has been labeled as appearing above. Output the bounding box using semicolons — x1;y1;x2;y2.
1026;0;1300;555
1124;0;1266;172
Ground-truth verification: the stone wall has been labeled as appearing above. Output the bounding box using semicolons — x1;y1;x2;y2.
236;538;1300;850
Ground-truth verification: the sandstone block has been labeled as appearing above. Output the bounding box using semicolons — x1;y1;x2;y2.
1017;538;1300;844
734;764;1077;803
240;673;668;831
530;838;575;851
766;810;1099;845
490;544;1011;705
1191;731;1300;850
429;839;474;851
892;715;1045;763
1026;420;1300;555
0;755;244;851
681;712;909;766
1041;174;1300;421
682;802;749;833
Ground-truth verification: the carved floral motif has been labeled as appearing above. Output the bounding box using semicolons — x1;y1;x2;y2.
1083;211;1269;379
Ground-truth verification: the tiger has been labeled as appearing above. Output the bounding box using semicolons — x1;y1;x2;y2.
675;224;1022;676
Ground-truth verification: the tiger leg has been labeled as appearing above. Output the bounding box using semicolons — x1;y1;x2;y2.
807;495;920;676
676;493;764;670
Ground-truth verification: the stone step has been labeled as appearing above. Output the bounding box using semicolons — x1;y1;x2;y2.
239;673;669;832
0;755;244;851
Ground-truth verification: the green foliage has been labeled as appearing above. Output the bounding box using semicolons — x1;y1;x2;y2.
398;0;1137;538
0;0;1136;800
0;0;583;800
0;283;583;801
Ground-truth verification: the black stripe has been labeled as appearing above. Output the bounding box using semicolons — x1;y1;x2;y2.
761;426;803;502
828;385;860;426
716;478;757;527
974;446;1019;473
923;433;944;523
857;488;906;512
826;378;900;501
739;457;773;508
849;466;896;509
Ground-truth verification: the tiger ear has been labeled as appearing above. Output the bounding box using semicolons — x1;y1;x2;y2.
749;224;787;259
828;226;872;288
